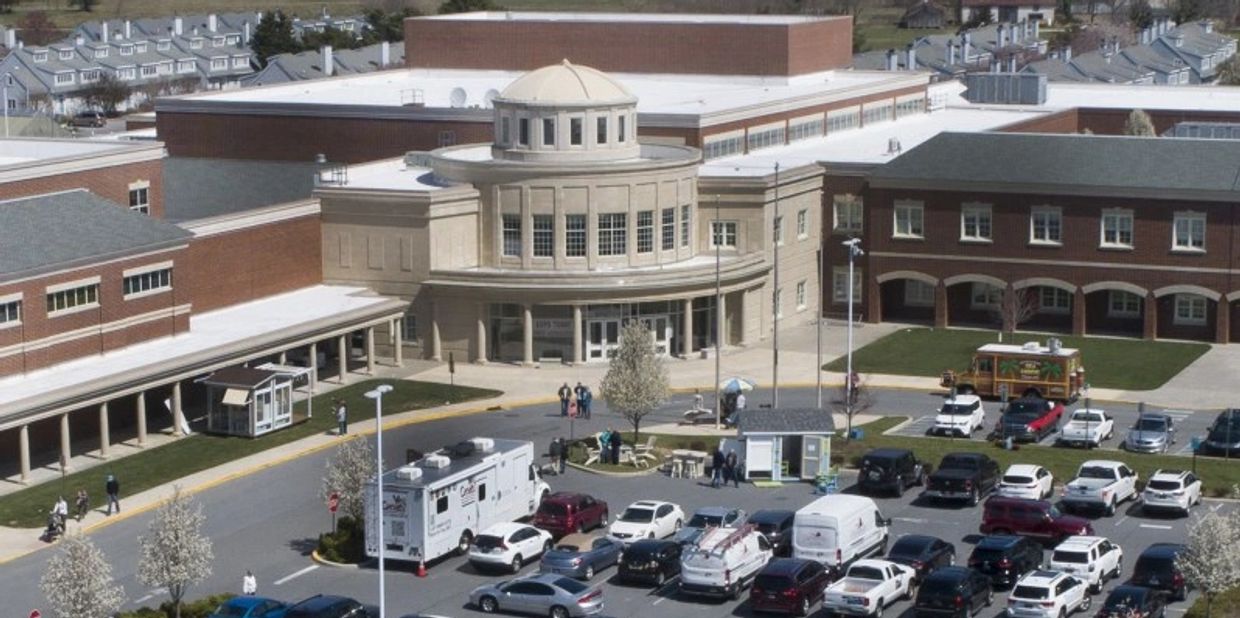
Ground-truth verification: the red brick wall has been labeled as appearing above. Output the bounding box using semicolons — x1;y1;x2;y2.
1000;108;1240;137
182;214;323;313
1000;109;1080;134
405;17;853;76
1;159;165;218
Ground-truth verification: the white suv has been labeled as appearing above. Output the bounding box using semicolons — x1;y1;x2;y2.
607;500;684;545
997;464;1055;500
1007;570;1092;618
1142;469;1202;517
468;522;553;573
932;394;987;437
1048;536;1124;593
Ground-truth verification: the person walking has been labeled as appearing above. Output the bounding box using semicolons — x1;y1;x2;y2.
104;474;120;515
609;430;623;465
725;449;740;487
581;387;593;420
557;437;567;474
242;570;257;596
574;382;586;408
567;395;579;420
711;448;725;488
598;428;612;464
74;488;89;521
548;437;562;475
335;399;348;436
558;383;572;417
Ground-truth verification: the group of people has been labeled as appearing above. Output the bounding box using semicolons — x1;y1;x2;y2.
546;436;569;474
710;447;742;488
597;427;625;464
557;382;594;419
45;474;121;541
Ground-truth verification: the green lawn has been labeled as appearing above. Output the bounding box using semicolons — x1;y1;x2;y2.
0;379;499;529
824;328;1210;391
858;23;953;53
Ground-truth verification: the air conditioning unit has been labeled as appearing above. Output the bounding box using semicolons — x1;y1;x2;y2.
469;437;495;453
421;454;451;469
1022;341;1040;351
395;465;422;481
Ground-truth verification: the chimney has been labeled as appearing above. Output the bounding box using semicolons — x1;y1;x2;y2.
75;34;84;46
101;21;108;42
322;45;334;76
963;32;972;61
208;13;217;32
124;20;132;39
1140;27;1149;45
1203;20;1214;34
380;40;390;67
906;44;917;70
997;23;1007;48
1032;18;1040;40
1172;33;1183;48
4;28;15;49
174;16;183;36
947;41;957;65
244;21;251;44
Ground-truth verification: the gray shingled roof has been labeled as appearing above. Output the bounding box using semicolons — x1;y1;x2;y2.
869;132;1240;199
0;190;192;280
739;408;835;435
163;157;326;222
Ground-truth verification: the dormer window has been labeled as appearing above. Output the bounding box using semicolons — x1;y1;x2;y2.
157;40;171;51
94;47;108;58
500;117;510;144
226;34;240;44
33;51;48;62
212;36;225;47
135;42;148;53
120;44;134;55
58;49;74;60
190;38;204;49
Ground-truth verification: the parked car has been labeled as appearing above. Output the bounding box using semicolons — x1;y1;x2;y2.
924;452;1001;506
606;500;683;545
749;557;833;616
1141;470;1202;517
749;509;796;557
996;397;1064;443
1200;409;1240;457
996;464;1055;500
1094;585;1167;618
539;533;623;580
1061;460;1139;516
679;525;773;600
617;538;681;586
912;566;994;618
980;497;1094;544
886;534;955;583
821;559;916;617
1057;409;1114;448
673;506;746;545
967;535;1043;588
469;573;604;618
857;448;926;497
209;597;288;618
534;492;609;537
284;595;368;618
469;522;554;573
71;111;106;128
1123;414;1176;454
1129;543;1189;602
1049;536;1124;593
932;394;987;437
1006;570;1093;618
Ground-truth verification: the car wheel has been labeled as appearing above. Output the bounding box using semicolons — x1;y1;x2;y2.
543;540;552;555
550;605;570;618
653;571;665;587
457;531;474;556
985;590;995;607
1081;595;1092;613
599;510;609;530
1059;608;1066;618
648;531;655;539
511;555;523;573
577;521;586;534
479;595;498;613
797;597;811;617
905;581;918;601
1089;580;1101;594
895;478;905;498
674;518;683;531
969;488;980;507
916;469;926;487
874;599;884;618
584;564;595;580
1105;499;1116;517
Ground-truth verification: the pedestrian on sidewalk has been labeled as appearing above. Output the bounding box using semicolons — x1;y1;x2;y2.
74;488;89;521
104;474;120;515
335;399;348;436
599;428;612;464
557;437;567;474
242;570;257;595
574;382;586;407
581;387;593;420
725;450;740;488
710;448;725;488
609;429;622;464
693;389;704;413
567;395;579;420
558;382;572;417
548;437;562;475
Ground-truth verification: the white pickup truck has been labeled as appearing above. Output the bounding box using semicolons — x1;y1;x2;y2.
1061;460;1139;516
1056;409;1114;448
821;559;916;618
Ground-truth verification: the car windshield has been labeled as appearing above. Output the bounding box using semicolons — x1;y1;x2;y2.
474;535;505;550
1134;556;1175;577
1078;466;1115;479
688;513;724;528
755;522;781;535
553;577;589;594
861;457;889;470
1147;480;1182;491
940;403;974;415
1053;550;1089;564
620;507;654;523
890;538;930;558
1004;412;1039;423
1072;412;1105;423
755;573;794;591
941;456;978;470
1048;505;1062;518
848;566;884;580
212;604;248;617
1012;585;1050;600
1003;475;1034;485
1007;400;1046;415
972;548;1007;561
538;502;568;516
1135;418;1168;431
553;544;580;552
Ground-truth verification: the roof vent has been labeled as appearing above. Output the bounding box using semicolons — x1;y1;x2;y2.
1022;341;1040;351
421;454;451;469
886;138;902;155
449;86;467;108
1048;338;1062;353
395;465;423;481
468;437;495;453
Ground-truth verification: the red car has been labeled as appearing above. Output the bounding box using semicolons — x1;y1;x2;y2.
979;496;1093;545
750;558;834;616
532;492;609;537
997;397;1064;443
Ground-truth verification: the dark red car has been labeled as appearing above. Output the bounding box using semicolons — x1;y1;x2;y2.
532;492;609;537
979;496;1093;544
749;558;834;616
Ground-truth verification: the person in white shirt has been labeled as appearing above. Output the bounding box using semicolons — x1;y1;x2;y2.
242;570;257;595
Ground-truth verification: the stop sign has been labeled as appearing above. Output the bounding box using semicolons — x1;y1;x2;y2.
327;492;339;514
30;610;41;618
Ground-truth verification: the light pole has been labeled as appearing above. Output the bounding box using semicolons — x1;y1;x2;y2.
816;247;823;410
714;194;722;431
3;72;10;138
843;238;864;436
772;162;780;408
364;383;394;618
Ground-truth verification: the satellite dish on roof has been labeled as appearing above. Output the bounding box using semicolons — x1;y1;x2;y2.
484;88;500;108
449;87;467;108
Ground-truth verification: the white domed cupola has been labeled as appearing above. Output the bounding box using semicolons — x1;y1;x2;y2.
491;59;641;163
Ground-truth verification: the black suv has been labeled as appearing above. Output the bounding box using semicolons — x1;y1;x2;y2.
285;595;369;618
887;534;955;583
1130;543;1189;601
749;509;795;557
924;452;1000;506
857;448;926;497
1097;585;1168;618
1201;409;1240;456
913;566;994;618
618;538;681;586
967;535;1043;588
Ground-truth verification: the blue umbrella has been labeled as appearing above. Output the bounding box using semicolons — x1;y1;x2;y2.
719;377;755;393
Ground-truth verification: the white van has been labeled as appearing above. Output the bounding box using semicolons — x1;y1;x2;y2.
679;525;773;600
793;495;890;572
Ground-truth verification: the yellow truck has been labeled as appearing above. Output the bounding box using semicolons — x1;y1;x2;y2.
940;339;1085;402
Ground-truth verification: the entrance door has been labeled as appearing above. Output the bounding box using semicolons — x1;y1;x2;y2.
640;316;672;356
586;319;620;361
801;435;827;480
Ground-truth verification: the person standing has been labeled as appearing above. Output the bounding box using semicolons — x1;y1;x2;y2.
725;449;740;487
574;382;586;408
567;395;578;420
557;437;567;474
242;570;257;595
693;389;704;412
558;383;572;417
581;387;593;420
74;488;89;521
105;474;120;515
609;430;623;465
548;437;562;475
335;399;348;436
598;428;612;464
711;448;725;488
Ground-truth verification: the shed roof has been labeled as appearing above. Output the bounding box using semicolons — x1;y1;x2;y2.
203;366;279;389
739;408;835;435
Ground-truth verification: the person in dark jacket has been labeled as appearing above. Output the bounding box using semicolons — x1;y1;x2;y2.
105;474;120;515
609;430;623;465
725;450;740;487
581;387;594;420
711;448;726;488
557;437;567;474
557;383;572;417
548;438;563;475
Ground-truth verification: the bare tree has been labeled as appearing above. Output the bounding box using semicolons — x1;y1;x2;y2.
137;487;213;618
40;535;125;618
600;320;670;443
82;73;131;115
833;373;875;441
1124;109;1156;136
995;288;1038;334
1177;510;1240;618
320;437;377;523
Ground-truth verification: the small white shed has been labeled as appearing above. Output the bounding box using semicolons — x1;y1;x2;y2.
738;408;834;482
203;365;312;437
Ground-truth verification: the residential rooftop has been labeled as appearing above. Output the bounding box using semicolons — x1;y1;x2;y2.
1042;82;1240;111
420;11;835;24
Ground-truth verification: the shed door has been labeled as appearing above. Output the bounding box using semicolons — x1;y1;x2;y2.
801;435;826;480
747;437;774;474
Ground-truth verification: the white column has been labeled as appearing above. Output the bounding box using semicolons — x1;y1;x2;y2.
522;304;534;366
337;334;348;383
572;305;583;365
136;392;147;446
172;382;184;437
393;318;404;367
476;303;488;364
278;351;287;364
430;315;442;362
99;402;110;459
308;343;318;393
366;326;376;375
717;293;727;350
18;424;30;484
59;413;71;472
682;298;694;357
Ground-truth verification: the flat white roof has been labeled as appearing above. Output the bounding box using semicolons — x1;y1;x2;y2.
0;138;142;167
421;11;830;24
334;158;453;192
1044;83;1240;112
977;342;1078;356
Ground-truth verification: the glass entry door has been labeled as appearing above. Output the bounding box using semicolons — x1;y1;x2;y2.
586;319;620;361
640;316;672;356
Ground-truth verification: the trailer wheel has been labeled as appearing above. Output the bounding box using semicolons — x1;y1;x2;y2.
478;595;498;613
550;606;570;618
456;531;473;556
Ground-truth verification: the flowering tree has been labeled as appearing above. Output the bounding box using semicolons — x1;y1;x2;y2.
41;535;124;618
1124;109;1157;137
138;487;214;618
320;437;377;522
1177;510;1240;618
600;321;670;443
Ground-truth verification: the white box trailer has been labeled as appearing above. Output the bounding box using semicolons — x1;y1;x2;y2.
364;437;551;565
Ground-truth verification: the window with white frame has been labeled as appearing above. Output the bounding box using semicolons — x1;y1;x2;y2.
33;50;48;62
79;69;99;83
833;194;863;233
157;40;171;51
970;283;1002;309
58;49;74;60
796;281;807;310
1108;291;1142;318
1030;206;1063;244
191;39;204;49
46;282;99;315
827;108;860;133
542;118;555;146
861;102;894;125
598;213;627;256
123;267;172;297
54;73;74;85
135;42;148;53
904;280;935;307
501;214;521;257
232;56;248;68
1174;294;1208;326
774;215;784;245
532;214;553;258
637;210;654;254
210;57;228;71
1039;287;1071;314
212;36;225;47
832;267;862;304
118;67;137;80
703;133;743;160
128;182;150;214
565;214;586;258
680;205;691;248
661;208;676;251
797;209;808;239
596;116;608;144
570;117;582;145
141;65;158;77
94;47;108;58
1173;212;1206;251
747;125;785;151
121;44;134;55
895;97;926;117
618;115;626;142
774;288;784;318
893;201;924;239
960;203;992;242
1100;209;1134;248
789;116;823;142
518;118;529;146
0;297;20;326
711;220;738;248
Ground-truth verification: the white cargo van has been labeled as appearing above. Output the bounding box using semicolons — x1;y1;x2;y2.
793;495;890;572
679;525;773;600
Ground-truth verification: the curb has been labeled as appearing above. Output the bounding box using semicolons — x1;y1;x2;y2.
564;461;662;478
311;549;366;569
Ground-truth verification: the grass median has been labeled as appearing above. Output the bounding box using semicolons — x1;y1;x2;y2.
0;379;500;529
825;327;1210;391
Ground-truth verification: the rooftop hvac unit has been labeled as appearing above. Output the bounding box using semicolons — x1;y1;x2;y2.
421;454;451;469
1048;338;1062;353
395;465;423;481
1022;341;1040;351
468;437;495;453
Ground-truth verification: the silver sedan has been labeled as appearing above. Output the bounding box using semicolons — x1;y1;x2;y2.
470;573;604;618
1123;414;1175;453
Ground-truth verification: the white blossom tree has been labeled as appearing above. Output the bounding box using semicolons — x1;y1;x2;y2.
40;534;125;618
1124;109;1157;136
320;437;377;523
138;486;213;618
600;320;670;443
1177;510;1240;618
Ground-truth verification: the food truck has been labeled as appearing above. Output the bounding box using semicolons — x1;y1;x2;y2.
940;339;1084;402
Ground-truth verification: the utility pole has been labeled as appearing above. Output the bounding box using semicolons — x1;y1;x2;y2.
714;194;722;431
843;238;863;435
816;247;823;410
772;162;780;408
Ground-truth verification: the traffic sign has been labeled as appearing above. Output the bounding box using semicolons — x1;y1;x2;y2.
30;610;41;618
327;492;339;514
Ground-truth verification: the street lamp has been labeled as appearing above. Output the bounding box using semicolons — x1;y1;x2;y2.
364;383;394;618
3;72;11;138
714;194;722;431
843;238;864;434
816;247;823;410
772;162;781;408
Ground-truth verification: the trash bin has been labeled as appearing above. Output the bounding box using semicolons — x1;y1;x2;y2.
849;428;865;440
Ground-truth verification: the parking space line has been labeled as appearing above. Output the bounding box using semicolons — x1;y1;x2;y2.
1113;515;1129;527
1139;523;1174;530
894;517;929;524
1212;502;1224;512
274;565;319;586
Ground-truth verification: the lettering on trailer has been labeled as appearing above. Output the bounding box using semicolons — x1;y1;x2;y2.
459;476;481;507
1019;360;1041;380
